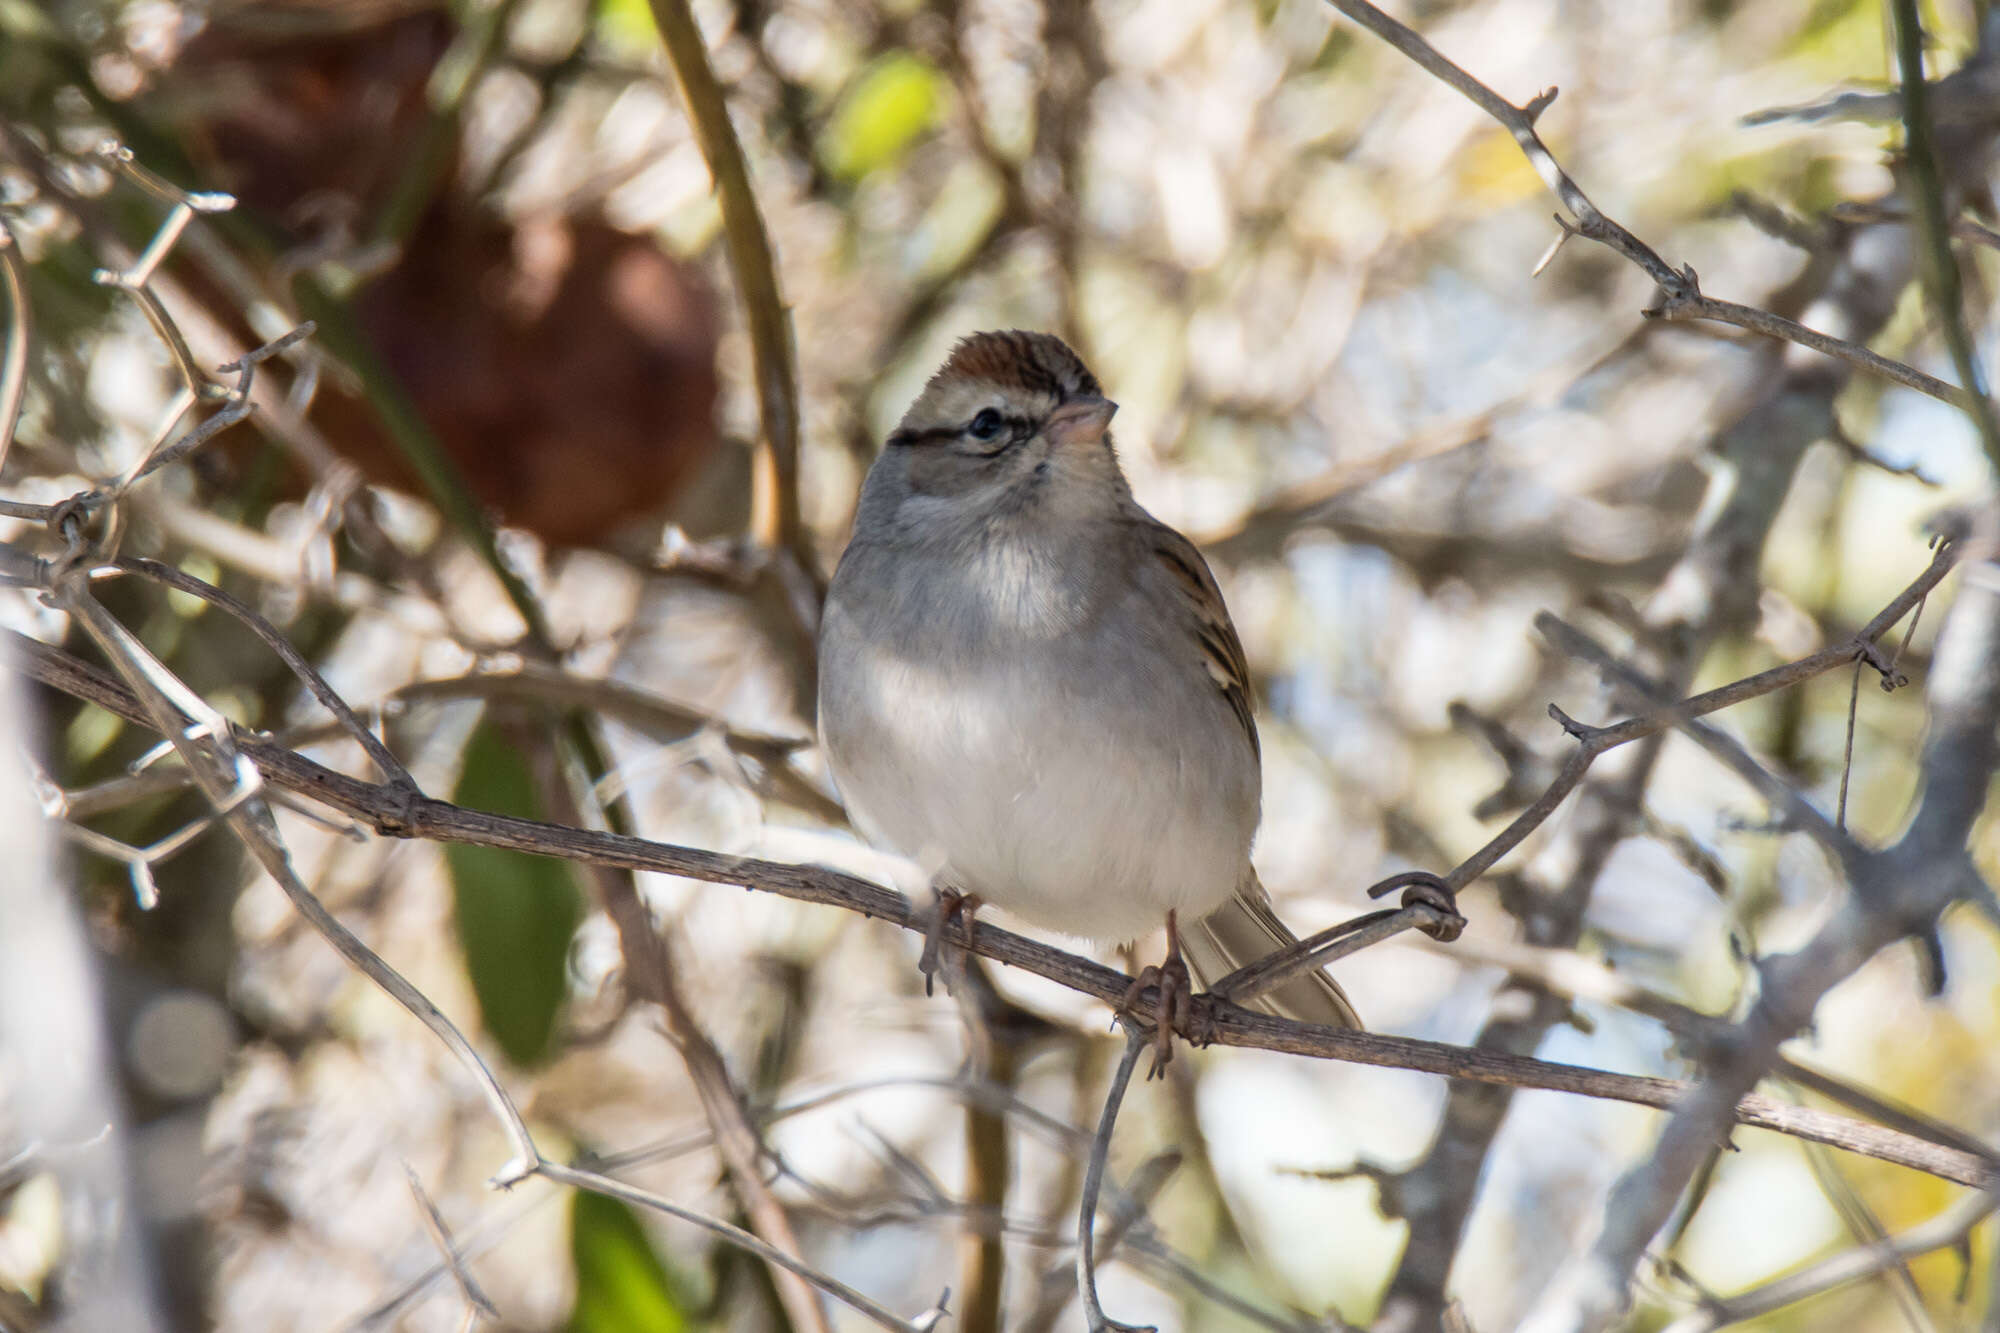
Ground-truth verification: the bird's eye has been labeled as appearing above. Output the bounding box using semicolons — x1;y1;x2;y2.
968;408;1004;441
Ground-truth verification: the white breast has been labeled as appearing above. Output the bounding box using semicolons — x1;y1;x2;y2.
819;603;1256;944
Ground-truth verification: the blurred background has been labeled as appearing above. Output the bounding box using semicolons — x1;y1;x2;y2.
2;0;1999;1329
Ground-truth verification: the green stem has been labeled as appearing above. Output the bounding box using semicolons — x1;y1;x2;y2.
1891;0;2000;477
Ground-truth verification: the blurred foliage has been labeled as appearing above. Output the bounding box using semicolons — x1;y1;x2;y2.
568;1190;701;1333
820;52;945;182
446;716;586;1068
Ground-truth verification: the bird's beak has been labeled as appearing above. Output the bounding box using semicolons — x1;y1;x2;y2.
1044;395;1117;449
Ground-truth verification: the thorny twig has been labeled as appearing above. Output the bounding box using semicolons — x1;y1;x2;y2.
1317;7;1970;1321
1522;557;2000;1332
1319;0;1987;412
1445;540;1957;893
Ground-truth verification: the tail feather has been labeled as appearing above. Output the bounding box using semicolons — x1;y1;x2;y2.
1184;878;1363;1030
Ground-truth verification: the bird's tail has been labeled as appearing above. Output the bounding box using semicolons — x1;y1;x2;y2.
1184;875;1363;1030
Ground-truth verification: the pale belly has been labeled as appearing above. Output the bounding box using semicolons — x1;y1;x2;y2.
821;641;1256;943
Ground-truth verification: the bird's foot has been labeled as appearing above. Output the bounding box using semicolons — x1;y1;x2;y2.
918;888;982;997
1119;910;1196;1078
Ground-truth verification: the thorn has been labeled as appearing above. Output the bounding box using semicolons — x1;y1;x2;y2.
1522;86;1560;123
1548;702;1593;740
487;1155;537;1190
1532;218;1576;277
911;1288;952;1332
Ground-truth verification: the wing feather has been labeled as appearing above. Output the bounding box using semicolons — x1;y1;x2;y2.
1144;521;1259;761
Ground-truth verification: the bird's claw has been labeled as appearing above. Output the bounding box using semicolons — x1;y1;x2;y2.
918;888;981;996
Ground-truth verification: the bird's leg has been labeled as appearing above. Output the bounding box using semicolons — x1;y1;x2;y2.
1119;909;1195;1078
918;886;983;996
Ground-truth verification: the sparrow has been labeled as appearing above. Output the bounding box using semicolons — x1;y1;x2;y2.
817;330;1361;1059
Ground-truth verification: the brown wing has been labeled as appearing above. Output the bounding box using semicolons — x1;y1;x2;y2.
1143;520;1260;762
1183;877;1364;1029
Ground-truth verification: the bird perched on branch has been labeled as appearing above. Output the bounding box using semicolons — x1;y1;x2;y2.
818;329;1362;1065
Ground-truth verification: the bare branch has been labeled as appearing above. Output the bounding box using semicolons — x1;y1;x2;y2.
1442;541;1955;894
1521;553;2000;1332
1645;290;1976;410
10;629;1999;1194
1316;3;1677;288
1659;1190;1997;1332
1320;0;1985;412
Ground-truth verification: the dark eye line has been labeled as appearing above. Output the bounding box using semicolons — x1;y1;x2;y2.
888;416;1037;450
887;412;1040;454
886;424;960;449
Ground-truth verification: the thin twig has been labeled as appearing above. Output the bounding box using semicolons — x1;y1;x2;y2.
643;0;814;587
1537;615;1855;862
0;219;30;476
1443;541;1955;892
46;578;541;1185
1838;656;1863;829
1786;1118;1935;1333
102;558;417;794
1891;0;2000;472
1213;901;1458;1005
533;1161;943;1333
1317;2;1677;287
0;324;318;528
403;1164;500;1324
1077;1028;1152;1333
1658;1190;1998;1332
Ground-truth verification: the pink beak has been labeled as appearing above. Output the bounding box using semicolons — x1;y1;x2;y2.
1044;395;1117;448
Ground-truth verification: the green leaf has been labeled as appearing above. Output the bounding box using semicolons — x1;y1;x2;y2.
820;52;945;182
445;718;584;1067
594;0;660;54
568;1189;696;1333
